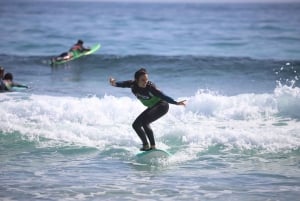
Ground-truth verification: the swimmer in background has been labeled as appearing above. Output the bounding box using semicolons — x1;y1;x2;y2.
0;72;28;92
52;39;90;63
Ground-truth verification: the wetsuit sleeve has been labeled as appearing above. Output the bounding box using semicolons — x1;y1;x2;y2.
115;80;134;88
149;84;178;105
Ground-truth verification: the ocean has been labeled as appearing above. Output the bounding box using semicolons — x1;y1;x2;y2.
1;1;300;200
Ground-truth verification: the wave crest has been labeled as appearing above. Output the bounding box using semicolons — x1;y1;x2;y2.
1;86;300;155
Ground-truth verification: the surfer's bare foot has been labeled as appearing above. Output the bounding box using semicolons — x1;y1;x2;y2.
150;145;156;150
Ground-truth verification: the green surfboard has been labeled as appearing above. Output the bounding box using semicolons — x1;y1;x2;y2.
136;149;171;164
51;43;101;65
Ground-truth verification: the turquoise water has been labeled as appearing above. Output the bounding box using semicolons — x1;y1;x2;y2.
1;1;300;200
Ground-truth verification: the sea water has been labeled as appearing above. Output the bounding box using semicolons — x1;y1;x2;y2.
0;1;300;201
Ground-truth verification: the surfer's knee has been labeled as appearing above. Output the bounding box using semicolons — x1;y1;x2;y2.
132;120;141;130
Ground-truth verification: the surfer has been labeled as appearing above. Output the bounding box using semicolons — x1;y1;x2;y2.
0;72;28;91
52;39;90;63
109;68;186;151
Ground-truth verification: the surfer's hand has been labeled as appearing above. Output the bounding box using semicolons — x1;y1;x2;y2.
109;77;116;86
176;100;186;106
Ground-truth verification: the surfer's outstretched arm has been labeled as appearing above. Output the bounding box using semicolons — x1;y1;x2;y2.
109;77;186;105
149;85;186;106
109;77;133;88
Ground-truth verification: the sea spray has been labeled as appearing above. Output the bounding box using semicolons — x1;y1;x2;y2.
1;87;299;156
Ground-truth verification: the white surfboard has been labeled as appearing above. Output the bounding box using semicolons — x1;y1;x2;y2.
135;149;171;164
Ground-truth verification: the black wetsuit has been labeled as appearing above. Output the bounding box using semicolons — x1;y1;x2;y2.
0;80;6;91
116;80;178;146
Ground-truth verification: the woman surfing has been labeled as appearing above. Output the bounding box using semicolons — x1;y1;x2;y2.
109;68;186;151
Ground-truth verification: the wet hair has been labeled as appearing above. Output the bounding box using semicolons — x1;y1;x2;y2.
77;39;84;45
4;73;13;81
134;68;147;80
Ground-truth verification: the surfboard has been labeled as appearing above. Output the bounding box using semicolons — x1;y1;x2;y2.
135;149;171;164
0;86;28;93
51;43;101;65
11;86;28;92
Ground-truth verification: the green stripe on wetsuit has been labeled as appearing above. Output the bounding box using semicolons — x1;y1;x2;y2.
139;95;161;108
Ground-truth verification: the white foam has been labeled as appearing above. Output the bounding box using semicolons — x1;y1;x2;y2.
274;82;300;119
184;89;277;120
1;85;300;162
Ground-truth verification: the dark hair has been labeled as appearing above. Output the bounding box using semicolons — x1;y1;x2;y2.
77;39;83;45
4;73;13;81
134;68;147;80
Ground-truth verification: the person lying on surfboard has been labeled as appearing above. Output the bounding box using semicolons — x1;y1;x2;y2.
0;72;28;91
52;39;91;63
109;68;186;151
